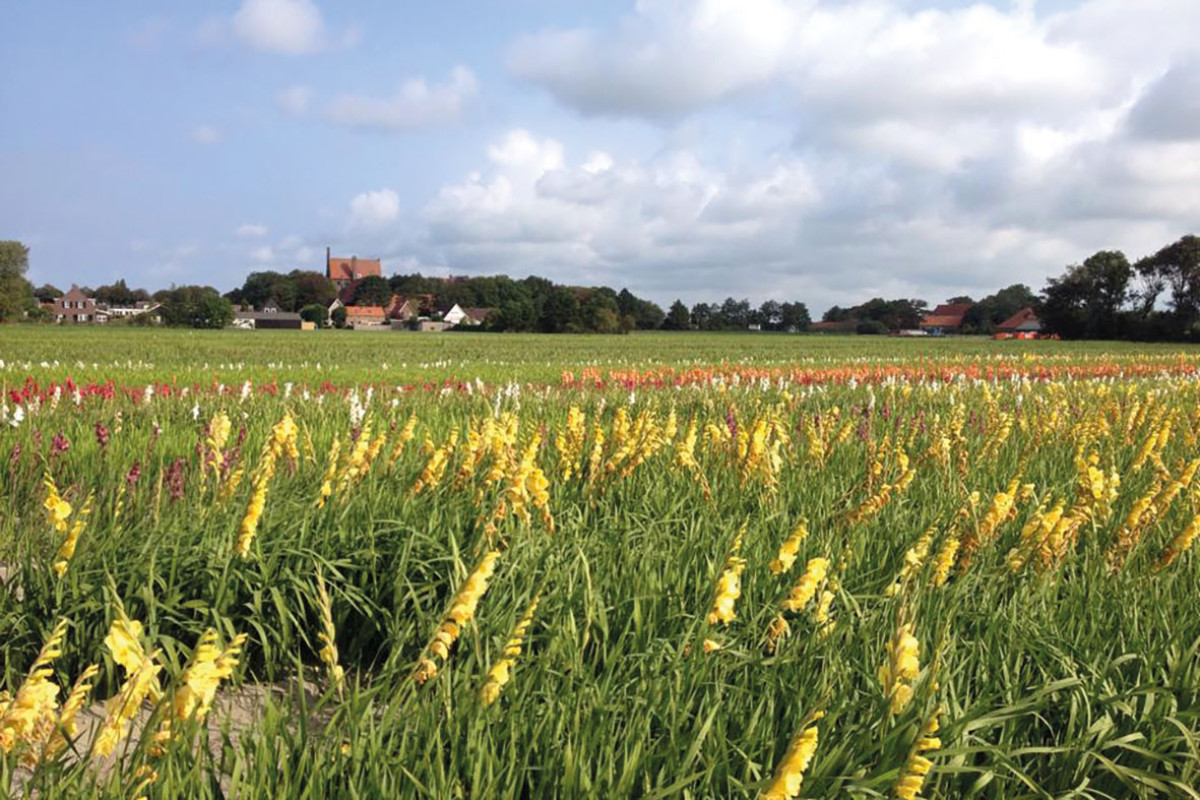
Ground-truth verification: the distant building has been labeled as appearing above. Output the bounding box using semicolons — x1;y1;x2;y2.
388;296;420;323
997;307;1042;333
105;301;163;322
439;304;467;326
326;247;382;289
344;306;387;328
920;302;974;334
53;285;99;324
459;307;496;327
232;311;304;330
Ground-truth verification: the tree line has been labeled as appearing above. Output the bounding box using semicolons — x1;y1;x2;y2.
1039;235;1200;341
3;233;1197;339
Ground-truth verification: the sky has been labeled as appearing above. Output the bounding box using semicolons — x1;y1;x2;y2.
3;0;1199;313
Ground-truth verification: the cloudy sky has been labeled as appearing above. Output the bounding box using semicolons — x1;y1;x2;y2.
3;0;1199;312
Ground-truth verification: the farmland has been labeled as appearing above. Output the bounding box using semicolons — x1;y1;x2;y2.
3;329;1200;798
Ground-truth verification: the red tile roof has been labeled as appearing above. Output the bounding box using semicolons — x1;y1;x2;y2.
60;285;92;304
997;307;1041;331
345;305;385;317
920;302;973;329
327;256;381;283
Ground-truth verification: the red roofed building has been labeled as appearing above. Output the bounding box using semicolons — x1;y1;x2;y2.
326;247;382;289
460;307;496;326
344;305;387;328
388;296;419;322
920;302;973;333
997;307;1042;333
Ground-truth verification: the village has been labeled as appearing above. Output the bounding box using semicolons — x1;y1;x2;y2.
40;248;1048;338
43;249;497;332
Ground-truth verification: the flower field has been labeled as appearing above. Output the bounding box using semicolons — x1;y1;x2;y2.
3;330;1200;798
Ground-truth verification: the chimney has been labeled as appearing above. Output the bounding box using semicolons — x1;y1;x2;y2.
325;246;331;278
351;255;358;280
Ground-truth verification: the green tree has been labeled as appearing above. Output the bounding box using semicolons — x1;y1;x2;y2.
0;241;35;322
159;285;233;328
491;297;537;331
664;299;690;330
1136;235;1200;326
330;306;348;329
236;271;297;311
823;305;849;322
390;273;441;297
581;290;621;332
962;285;1038;333
300;304;328;328
1041;251;1131;339
351;275;393;307
717;298;751;329
94;279;150;307
780;302;811;331
290;271;338;309
539;286;580;333
856;319;888;335
33;283;62;303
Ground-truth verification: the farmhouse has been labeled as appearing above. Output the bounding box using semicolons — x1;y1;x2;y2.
460;307;496;327
439;304;468;326
325;247;382;290
53;285;99;324
997;307;1042;334
920;302;973;334
388;296;420;323
345;306;387;329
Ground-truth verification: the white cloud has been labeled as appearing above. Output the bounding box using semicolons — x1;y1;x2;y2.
402;111;1200;311
421;129;826;295
232;0;326;55
509;0;1197;141
326;67;478;131
236;223;269;238
486;0;1200;309
191;126;221;145
277;85;313;115
349;188;401;228
510;0;796;119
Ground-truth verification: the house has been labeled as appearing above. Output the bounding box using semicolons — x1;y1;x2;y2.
439;304;467;326
231;311;304;330
459;307;496;327
106;301;163;322
997;307;1042;334
326;247;382;289
53;285;99;324
344;306;387;328
388;296;420;323
920;302;974;334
